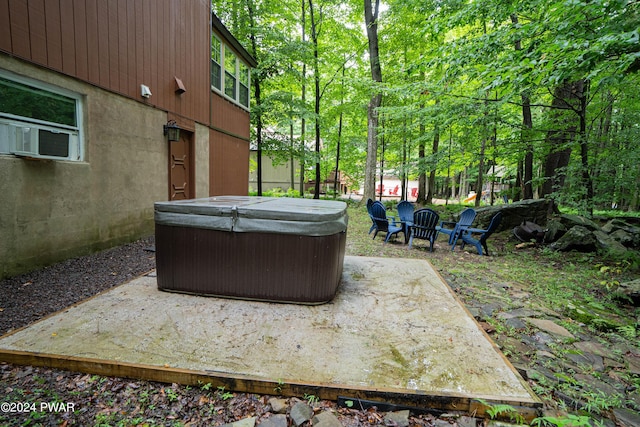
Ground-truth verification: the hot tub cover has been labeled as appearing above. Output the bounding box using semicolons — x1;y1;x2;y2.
154;196;348;237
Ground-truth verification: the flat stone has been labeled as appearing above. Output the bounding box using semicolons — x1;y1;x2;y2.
604;358;625;369
478;303;502;320
383;410;410;427
526;366;561;383
535;350;556;360
524;318;574;338
504;317;527;330
565;352;604;372
291;401;314;426
457;416;479;427
521;334;552;352
258;414;288;427
497;309;537;319
574;374;623;398
497;337;532;363
268;397;288;414
220;417;256;427
613;408;640;427
312;411;343;427
573;341;613;360
628;354;640;375
467;307;482;319
434;419;453;427
616;279;640;306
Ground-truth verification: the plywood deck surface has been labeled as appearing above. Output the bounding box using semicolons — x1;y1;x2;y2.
0;256;539;411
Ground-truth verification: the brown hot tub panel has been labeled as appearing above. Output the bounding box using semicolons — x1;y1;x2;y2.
154;197;348;304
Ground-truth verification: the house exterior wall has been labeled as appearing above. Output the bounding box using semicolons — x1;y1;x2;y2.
0;0;254;279
249;151;302;193
194;122;211;199
0;0;211;123
0;56;168;278
209;127;250;196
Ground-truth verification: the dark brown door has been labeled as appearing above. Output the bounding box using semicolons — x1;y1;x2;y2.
169;130;194;200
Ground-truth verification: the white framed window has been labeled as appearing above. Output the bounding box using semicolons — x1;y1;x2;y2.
0;71;83;161
239;62;249;108
211;35;251;110
224;46;237;100
211;35;222;91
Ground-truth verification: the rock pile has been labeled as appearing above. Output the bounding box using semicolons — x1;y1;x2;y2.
475;200;640;255
548;214;639;254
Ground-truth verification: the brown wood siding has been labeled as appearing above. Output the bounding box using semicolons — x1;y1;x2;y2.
209;129;249;196
60;0;76;76
0;1;11;53
210;93;251;139
71;0;88;80
1;0;210;126
9;1;30;59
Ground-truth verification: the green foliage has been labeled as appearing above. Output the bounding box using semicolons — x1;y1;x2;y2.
216;0;640;210
249;187;301;198
217;386;234;400
581;390;623;415
479;399;526;424
303;393;320;405
531;414;593;427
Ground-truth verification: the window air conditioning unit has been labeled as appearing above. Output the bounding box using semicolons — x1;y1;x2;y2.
8;123;78;161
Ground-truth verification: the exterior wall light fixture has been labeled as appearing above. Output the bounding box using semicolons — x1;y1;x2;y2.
163;120;180;142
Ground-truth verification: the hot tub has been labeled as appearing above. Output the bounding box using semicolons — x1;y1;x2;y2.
154;196;348;304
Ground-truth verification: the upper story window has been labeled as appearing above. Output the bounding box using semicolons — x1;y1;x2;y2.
211;35;251;110
211;35;222;91
0;71;83;161
239;62;249;108
224;47;237;100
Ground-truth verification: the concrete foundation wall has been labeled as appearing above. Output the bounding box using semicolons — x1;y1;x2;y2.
194;123;211;199
0;57;178;279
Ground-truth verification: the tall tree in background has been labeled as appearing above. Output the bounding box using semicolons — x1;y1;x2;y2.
510;13;534;200
246;0;263;195
299;0;308;197
212;0;640;213
308;0;322;198
363;0;382;202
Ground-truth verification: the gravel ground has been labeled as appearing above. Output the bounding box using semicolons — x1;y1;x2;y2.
0;236;157;336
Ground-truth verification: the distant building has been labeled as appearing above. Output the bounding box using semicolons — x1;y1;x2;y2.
249;150;302;193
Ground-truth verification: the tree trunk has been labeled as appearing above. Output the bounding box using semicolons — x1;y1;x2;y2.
475;96;489;208
246;0;262;195
401;118;408;200
540;80;584;199
511;14;534;200
363;0;382;203
333;64;345;196
578;80;593;216
417;118;426;203
522;94;534;200
426;123;439;203
299;0;307;197
308;0;321;199
379;113;385;201
290;122;295;190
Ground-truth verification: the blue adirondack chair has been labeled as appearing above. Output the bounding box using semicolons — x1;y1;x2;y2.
370;201;404;243
396;200;415;243
366;198;376;234
408;208;440;251
460;212;503;256
436;208;476;250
